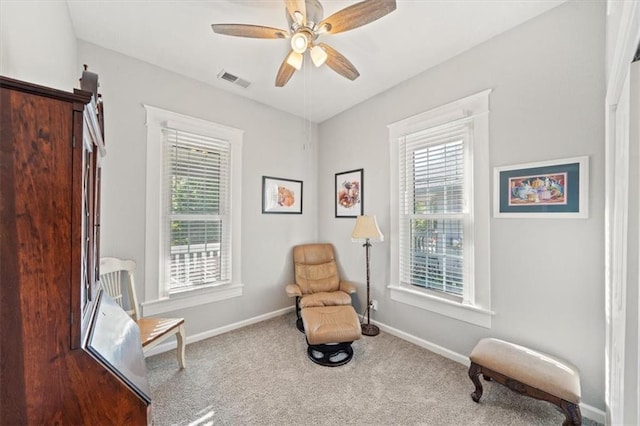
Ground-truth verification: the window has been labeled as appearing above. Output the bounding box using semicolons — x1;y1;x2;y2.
143;106;243;316
164;127;230;292
403;131;466;297
388;90;492;328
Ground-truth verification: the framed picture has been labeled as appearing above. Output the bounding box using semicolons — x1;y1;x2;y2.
335;168;363;218
493;156;588;218
262;176;303;214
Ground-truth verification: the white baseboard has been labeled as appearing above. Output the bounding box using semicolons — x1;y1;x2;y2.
373;319;470;365
371;319;606;425
579;404;606;425
143;305;295;357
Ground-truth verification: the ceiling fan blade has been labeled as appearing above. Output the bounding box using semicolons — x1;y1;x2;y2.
303;0;324;25
284;0;306;25
211;24;288;39
275;51;298;87
318;43;360;81
318;0;396;35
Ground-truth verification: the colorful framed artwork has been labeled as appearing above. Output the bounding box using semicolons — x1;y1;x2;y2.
262;176;303;214
493;156;588;218
335;168;363;218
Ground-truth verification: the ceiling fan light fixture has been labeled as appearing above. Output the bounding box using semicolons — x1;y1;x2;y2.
286;51;303;71
290;32;309;54
310;45;327;67
212;0;398;87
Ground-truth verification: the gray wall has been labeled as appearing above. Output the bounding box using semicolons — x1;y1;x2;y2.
76;41;319;335
0;1;78;90
317;0;605;410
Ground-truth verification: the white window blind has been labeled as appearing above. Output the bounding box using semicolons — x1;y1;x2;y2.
389;90;491;327
163;126;231;292
399;120;470;297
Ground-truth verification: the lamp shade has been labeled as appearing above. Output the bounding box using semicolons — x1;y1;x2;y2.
310;45;327;67
286;51;303;71
351;215;384;242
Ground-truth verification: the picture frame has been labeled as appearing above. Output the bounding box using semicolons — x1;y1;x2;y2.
335;168;363;218
262;176;303;214
493;156;588;218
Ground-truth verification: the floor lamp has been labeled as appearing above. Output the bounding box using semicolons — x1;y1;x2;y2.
351;215;384;336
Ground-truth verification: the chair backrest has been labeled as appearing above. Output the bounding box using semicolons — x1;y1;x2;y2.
293;243;341;295
99;257;141;320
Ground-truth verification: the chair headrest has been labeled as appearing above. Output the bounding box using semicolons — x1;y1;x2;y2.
293;243;335;265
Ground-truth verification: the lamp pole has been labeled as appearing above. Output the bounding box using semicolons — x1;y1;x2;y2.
361;237;379;336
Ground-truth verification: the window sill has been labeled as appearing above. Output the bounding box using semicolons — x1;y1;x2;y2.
388;284;493;328
141;283;243;316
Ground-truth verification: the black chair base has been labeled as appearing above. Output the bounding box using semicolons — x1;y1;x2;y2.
307;342;354;367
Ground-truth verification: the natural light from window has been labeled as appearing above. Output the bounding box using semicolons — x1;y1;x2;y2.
142;105;243;316
388;90;493;328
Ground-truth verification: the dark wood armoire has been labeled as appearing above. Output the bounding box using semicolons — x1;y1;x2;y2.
0;72;151;424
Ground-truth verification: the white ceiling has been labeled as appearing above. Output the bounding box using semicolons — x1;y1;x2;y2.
67;0;566;123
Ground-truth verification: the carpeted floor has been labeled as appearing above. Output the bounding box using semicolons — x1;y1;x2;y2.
146;313;600;425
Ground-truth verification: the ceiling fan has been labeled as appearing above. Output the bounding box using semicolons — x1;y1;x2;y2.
211;0;397;87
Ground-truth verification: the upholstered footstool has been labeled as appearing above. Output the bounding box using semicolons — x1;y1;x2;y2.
301;305;362;367
468;338;582;426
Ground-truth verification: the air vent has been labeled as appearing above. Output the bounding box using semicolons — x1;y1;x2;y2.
217;70;251;89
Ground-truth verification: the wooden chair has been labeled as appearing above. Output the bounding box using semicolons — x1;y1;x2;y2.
99;257;186;369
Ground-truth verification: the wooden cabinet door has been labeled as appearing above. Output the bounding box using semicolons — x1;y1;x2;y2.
0;85;77;422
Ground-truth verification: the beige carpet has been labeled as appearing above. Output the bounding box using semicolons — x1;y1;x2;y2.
146;312;600;425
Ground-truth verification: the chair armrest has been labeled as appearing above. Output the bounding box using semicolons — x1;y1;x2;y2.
285;284;302;298
339;280;358;294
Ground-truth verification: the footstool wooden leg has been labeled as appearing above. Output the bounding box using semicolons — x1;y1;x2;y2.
468;362;484;402
561;401;582;426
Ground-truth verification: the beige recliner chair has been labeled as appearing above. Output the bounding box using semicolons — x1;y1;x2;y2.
286;243;362;366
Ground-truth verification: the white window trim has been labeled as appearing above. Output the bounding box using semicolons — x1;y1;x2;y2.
388;89;493;328
142;105;243;316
